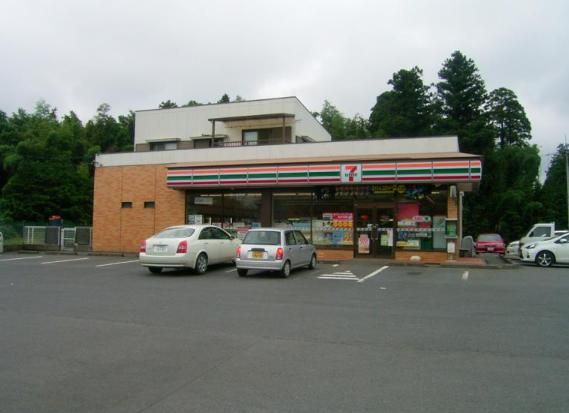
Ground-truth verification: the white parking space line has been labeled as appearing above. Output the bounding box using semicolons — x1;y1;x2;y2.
0;256;44;262
318;271;358;280
96;260;139;267
41;258;89;265
357;266;390;283
462;271;469;281
225;268;237;273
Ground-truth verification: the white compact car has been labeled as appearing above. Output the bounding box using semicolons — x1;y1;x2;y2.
520;233;569;267
505;240;520;258
139;225;241;274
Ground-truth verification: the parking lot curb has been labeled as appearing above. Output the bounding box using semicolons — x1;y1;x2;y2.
337;258;520;270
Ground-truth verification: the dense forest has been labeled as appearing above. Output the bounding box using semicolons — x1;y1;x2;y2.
0;51;567;241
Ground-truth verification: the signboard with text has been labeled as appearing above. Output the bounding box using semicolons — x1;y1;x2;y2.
341;164;362;183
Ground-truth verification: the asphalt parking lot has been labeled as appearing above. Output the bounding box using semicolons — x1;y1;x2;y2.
1;253;568;413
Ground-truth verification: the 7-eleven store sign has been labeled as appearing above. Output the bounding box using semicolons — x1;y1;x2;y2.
341;164;362;183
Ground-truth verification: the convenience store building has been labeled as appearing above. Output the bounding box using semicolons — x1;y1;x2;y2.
93;97;482;262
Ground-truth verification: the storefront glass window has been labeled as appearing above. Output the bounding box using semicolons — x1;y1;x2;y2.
272;192;312;241
222;193;262;239
396;186;448;251
186;194;223;225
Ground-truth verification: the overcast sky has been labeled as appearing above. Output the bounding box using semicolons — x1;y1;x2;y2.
1;0;567;173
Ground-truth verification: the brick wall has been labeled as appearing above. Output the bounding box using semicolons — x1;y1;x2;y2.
92;165;185;253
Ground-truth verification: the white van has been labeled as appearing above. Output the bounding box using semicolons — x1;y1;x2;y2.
519;223;568;256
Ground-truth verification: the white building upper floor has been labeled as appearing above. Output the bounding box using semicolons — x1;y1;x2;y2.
134;96;331;152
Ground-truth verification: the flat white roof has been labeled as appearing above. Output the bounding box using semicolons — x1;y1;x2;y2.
96;136;477;167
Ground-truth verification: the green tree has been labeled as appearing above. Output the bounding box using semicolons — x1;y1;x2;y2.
486;88;531;147
436;51;494;155
319;100;347;139
217;94;230;104
159;100;178;109
540;144;569;229
85;103;131;154
345;115;371;139
369;67;434;137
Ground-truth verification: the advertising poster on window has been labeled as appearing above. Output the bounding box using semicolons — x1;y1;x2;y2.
188;214;203;225
317;212;354;246
358;233;370;254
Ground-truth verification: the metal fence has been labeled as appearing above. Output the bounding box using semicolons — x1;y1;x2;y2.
21;226;92;251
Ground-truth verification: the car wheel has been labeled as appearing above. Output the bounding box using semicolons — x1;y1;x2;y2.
535;251;554;267
148;267;162;274
195;253;208;274
281;260;291;278
308;254;317;270
237;269;248;277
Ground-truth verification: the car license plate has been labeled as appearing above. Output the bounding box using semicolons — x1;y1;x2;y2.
252;251;264;259
487;246;494;252
154;245;167;253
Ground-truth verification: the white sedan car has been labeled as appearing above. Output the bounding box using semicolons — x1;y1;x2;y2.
521;232;569;267
139;225;241;274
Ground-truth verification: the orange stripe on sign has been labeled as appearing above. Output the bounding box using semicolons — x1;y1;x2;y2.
218;168;249;174
168;170;192;175
398;162;432;168
433;162;469;167
309;165;340;171
247;167;277;173
193;169;219;175
278;166;308;172
363;163;396;169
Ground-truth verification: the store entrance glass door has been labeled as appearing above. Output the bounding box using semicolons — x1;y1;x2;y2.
354;207;395;258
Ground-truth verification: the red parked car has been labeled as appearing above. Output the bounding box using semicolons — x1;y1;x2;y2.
475;233;505;254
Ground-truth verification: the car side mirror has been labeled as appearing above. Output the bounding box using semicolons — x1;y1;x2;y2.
557;239;568;244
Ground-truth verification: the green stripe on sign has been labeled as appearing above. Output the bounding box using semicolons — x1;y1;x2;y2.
193;175;219;181
279;172;308;178
433;168;469;174
168;176;192;181
397;169;432;175
309;171;340;177
471;168;481;173
363;170;396;176
248;173;277;179
218;174;247;180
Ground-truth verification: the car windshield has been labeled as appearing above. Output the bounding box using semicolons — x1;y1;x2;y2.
154;228;195;239
243;230;281;245
478;234;501;242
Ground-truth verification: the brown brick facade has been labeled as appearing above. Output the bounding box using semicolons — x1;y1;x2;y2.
92;165;185;253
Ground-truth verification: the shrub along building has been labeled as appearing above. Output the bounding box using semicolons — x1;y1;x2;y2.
93;97;482;262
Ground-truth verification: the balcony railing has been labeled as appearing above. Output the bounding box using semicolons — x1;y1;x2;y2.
213;138;293;148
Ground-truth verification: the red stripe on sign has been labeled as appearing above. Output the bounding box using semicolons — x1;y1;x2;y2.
217;180;248;185
433;175;470;180
168;181;192;185
309;178;341;182
278;178;308;183
248;179;277;185
397;177;432;181
362;177;398;182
